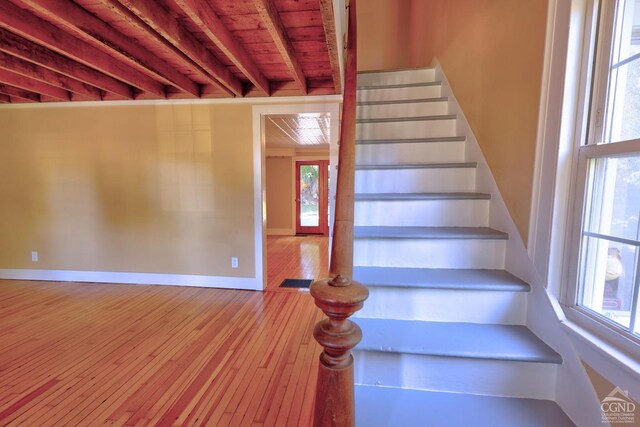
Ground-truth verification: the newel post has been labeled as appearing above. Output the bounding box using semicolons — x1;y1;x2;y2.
310;275;368;427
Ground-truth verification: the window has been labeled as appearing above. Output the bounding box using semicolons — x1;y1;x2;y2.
571;0;640;338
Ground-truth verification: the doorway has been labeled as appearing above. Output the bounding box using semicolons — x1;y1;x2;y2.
296;160;329;235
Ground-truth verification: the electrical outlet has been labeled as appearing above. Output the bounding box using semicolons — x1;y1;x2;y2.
31;251;38;262
231;257;239;269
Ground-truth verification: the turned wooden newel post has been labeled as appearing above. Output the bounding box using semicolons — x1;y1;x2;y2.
310;274;368;427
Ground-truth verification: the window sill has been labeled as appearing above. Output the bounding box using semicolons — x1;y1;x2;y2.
561;307;640;402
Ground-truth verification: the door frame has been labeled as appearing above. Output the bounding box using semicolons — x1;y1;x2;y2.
295;160;329;235
252;101;341;290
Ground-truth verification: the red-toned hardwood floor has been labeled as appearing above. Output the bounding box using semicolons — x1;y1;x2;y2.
0;236;329;426
266;235;329;291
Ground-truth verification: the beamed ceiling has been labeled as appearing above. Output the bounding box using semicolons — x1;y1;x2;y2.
0;0;342;104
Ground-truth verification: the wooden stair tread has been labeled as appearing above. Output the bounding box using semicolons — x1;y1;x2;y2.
355;162;476;170
354;192;490;201
353;319;561;364
355;386;575;427
354;226;508;240
356;136;466;145
352;267;529;292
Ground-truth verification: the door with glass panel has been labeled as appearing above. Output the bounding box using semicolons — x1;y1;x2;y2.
295;160;329;235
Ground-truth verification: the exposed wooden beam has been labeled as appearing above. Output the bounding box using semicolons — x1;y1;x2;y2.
0;51;101;99
18;0;200;97
0;28;129;98
175;0;270;95
318;0;341;94
0;83;40;102
0;1;165;97
252;0;307;94
117;0;243;97
0;68;70;100
0;94;10;103
93;0;222;94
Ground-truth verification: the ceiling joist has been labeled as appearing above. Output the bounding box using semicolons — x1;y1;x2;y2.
0;68;70;101
0;0;340;103
117;0;242;96
0;1;162;96
252;0;307;94
175;0;270;95
18;0;201;97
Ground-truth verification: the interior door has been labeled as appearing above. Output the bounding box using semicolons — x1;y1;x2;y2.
296;160;329;235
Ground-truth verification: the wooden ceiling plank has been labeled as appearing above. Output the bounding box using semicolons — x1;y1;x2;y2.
318;0;341;93
0;68;70;100
0;94;10;103
116;0;242;96
0;1;165;97
0;83;40;102
19;0;200;97
252;0;307;93
0;51;101;99
0;28;130;98
175;0;270;95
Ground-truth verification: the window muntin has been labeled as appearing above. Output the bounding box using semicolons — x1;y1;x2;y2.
598;0;640;144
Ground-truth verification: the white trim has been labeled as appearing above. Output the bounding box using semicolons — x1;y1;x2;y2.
433;57;604;427
0;269;263;290
0;95;343;110
562;317;640;402
528;0;572;279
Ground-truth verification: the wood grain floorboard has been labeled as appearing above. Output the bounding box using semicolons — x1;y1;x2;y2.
0;236;329;426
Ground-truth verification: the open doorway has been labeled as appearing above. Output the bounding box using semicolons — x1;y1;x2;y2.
259;107;337;290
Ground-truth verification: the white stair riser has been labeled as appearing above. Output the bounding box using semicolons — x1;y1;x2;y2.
357;101;448;119
355;168;476;193
355;287;527;324
355;199;490;227
356;141;466;165
356;119;456;140
357;85;441;103
354;238;506;269
353;351;557;400
357;69;436;86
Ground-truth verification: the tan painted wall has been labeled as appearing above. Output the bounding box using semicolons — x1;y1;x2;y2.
266;156;293;231
583;362;639;426
357;0;414;71
0;103;256;277
357;0;548;242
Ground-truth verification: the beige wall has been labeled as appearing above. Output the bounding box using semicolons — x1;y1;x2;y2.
0;103;256;277
357;0;414;72
266;156;293;231
358;0;548;242
583;362;639;426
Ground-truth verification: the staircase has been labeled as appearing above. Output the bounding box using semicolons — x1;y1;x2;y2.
351;68;575;426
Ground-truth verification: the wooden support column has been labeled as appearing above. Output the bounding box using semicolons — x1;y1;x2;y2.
310;1;365;426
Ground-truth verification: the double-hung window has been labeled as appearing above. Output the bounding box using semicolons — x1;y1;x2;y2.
569;0;640;339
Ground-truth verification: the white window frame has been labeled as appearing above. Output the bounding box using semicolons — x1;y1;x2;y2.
531;0;640;389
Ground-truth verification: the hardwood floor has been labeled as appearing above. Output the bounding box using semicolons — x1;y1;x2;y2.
266;235;329;290
0;236;329;426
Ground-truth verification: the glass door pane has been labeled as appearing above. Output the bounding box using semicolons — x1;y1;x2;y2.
300;165;320;227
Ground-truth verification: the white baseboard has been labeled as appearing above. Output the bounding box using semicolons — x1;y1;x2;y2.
0;269;263;291
267;228;295;236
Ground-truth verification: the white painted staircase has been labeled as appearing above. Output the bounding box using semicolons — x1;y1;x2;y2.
351;68;575;426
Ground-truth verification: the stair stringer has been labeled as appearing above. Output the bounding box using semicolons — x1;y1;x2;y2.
433;58;603;427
